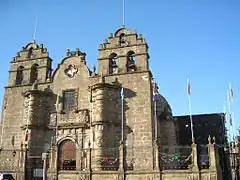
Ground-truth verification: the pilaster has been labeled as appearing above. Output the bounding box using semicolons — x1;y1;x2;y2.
190;142;199;171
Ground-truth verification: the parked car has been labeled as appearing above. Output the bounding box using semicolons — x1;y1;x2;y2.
0;173;14;180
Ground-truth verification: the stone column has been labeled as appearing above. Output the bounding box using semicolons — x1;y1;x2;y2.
91;78;121;171
154;140;160;171
28;94;35;125
92;124;104;171
190;142;199;171
48;146;55;170
76;147;82;170
118;141;124;180
208;136;217;170
47;144;58;180
91;81;106;171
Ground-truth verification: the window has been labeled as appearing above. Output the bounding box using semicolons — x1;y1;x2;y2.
127;51;136;72
15;66;24;85
30;64;39;84
63;90;77;110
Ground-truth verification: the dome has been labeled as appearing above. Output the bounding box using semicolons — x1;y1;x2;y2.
156;94;172;117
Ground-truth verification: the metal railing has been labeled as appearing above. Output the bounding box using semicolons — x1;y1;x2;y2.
159;145;192;170
197;145;210;169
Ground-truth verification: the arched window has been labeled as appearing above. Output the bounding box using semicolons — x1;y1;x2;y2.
127;51;136;72
119;33;126;46
28;47;34;58
15;66;24;85
58;140;76;171
109;53;118;74
30;64;39;84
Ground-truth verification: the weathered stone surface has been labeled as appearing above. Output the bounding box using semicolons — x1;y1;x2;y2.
0;27;219;179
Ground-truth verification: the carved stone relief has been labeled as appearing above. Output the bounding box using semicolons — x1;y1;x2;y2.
96;137;103;147
49;109;90;126
64;64;78;78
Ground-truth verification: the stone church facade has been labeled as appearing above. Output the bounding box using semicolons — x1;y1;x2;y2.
0;27;220;179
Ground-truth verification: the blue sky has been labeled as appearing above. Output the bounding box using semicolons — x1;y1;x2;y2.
0;0;239;136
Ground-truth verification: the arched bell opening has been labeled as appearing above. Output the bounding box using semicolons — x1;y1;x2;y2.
28;47;34;58
15;66;24;85
119;33;126;46
126;51;136;72
58;139;76;171
109;53;118;74
29;64;39;84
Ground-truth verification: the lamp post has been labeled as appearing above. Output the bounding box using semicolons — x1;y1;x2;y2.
42;152;48;180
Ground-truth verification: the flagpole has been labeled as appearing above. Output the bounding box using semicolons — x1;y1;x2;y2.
227;89;234;141
223;104;230;141
229;82;235;141
122;0;125;26
188;95;194;143
187;78;194;144
33;15;38;42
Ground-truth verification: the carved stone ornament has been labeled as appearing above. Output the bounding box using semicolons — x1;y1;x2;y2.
96;137;103;147
75;110;89;123
64;64;78;78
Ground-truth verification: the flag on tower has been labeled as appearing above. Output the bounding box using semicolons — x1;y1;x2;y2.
229;113;233;126
187;78;191;95
229;82;233;103
121;87;124;99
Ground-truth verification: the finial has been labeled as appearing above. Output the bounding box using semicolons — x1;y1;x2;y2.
99;44;103;49
66;49;70;57
110;33;113;38
76;48;80;56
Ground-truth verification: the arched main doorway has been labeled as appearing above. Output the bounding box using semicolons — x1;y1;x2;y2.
58;139;76;170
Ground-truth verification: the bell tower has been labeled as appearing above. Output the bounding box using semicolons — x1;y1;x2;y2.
8;41;52;87
98;27;149;75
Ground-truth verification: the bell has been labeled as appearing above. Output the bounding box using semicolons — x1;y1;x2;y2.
128;63;135;71
112;63;118;69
